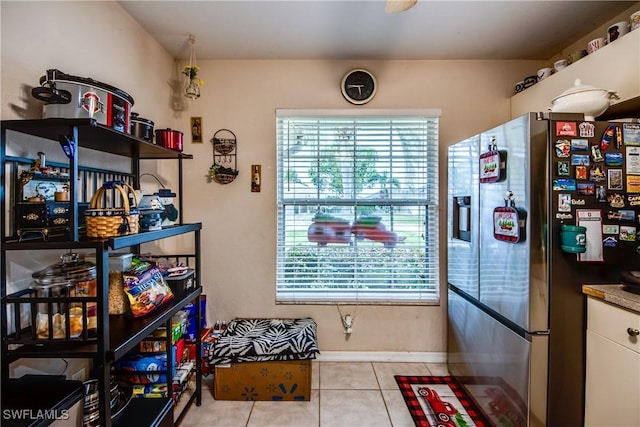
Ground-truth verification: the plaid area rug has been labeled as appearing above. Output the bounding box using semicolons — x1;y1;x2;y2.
395;375;492;427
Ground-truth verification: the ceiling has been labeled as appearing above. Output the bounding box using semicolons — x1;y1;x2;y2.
118;1;636;61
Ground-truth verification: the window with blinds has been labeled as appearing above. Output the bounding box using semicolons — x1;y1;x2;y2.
276;110;440;304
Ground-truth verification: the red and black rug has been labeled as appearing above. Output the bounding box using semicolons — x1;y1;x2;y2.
395;375;526;427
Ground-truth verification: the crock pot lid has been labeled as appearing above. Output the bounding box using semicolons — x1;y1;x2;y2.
131;112;154;126
552;79;606;102
32;253;96;283
40;69;134;106
156;128;184;135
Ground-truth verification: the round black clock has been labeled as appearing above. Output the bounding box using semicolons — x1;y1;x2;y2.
341;69;377;105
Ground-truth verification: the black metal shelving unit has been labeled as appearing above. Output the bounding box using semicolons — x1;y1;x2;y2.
1;119;202;427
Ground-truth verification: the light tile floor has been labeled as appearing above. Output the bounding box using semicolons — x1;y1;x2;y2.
180;361;449;427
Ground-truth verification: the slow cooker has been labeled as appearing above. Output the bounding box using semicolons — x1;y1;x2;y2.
31;69;134;134
130;112;154;142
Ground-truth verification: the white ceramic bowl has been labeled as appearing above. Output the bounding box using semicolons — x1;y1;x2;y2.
550;79;619;120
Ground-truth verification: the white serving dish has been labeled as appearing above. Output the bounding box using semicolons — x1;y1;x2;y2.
550;79;619;120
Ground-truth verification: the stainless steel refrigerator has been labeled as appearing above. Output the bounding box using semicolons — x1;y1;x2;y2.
447;112;640;426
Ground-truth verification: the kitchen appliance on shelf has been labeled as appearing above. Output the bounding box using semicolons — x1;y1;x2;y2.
447;112;640;426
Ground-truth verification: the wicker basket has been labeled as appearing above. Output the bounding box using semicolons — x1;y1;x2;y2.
85;182;139;238
214;171;237;185
212;129;237;155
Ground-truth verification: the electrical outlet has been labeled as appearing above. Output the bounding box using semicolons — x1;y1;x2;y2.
71;368;86;381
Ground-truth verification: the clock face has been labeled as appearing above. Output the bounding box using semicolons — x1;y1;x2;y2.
341;69;377;105
34;181;57;199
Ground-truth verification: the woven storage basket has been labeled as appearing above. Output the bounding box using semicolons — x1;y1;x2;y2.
214;172;237;185
212;129;236;155
85;181;139;238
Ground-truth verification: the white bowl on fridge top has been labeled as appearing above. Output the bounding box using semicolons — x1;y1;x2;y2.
550;79;619;120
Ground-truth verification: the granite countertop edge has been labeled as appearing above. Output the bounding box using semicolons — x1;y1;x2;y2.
582;284;640;314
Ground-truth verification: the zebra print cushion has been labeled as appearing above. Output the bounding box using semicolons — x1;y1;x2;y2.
209;318;319;365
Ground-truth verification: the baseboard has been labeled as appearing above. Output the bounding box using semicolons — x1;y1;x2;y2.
315;351;446;363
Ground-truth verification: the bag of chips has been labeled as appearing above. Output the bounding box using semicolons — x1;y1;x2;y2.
123;261;174;317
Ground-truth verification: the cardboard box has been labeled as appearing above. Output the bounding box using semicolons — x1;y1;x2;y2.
214;360;311;401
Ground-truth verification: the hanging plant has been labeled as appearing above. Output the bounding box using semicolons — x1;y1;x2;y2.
183;35;203;100
182;65;204;87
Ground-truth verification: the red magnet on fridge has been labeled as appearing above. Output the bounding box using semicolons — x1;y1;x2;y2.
600;124;615;150
493;191;527;243
480;137;507;183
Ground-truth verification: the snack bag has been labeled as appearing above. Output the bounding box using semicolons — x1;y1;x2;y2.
123;262;174;317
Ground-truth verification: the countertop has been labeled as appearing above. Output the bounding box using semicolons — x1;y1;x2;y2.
582;284;640;314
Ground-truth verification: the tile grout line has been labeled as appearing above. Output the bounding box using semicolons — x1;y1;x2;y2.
371;361;395;427
244;401;255;427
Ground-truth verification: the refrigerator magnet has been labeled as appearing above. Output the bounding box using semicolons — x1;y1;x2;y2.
553;179;576;191
603;236;617;248
576;209;604;262
571;154;590;166
608;169;623;190
557;161;570;176
618;210;636;222
577;183;594;195
620;226;637;242
626;146;640;174
479;139;507;183
604;152;623;167
623;123;640;145
590;145;604;162
558;194;572;212
556;122;577;137
571;138;589;151
589;165;606;182
575;166;588;180
579;122;595;138
626;175;640;193
600;124;615;150
607;193;625;208
555;140;571;158
627;194;640;207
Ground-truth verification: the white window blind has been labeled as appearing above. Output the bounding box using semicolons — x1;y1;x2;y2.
276;110;440;304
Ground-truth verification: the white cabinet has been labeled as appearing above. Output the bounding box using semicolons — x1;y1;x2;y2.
585;297;640;427
511;29;640;118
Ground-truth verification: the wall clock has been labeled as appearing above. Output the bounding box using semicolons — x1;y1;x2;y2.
341;69;377;105
34;181;57;200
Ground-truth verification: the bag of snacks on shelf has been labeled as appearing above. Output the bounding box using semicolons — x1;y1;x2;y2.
123;261;174;317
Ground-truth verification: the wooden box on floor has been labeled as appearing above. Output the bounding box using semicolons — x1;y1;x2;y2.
213;359;311;401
